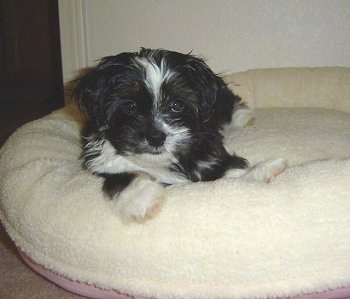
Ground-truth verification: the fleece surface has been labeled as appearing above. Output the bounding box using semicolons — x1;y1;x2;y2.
0;67;350;299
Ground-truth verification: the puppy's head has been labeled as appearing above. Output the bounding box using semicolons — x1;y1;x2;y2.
74;48;231;158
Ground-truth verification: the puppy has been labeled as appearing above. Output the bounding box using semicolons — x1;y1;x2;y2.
74;48;287;222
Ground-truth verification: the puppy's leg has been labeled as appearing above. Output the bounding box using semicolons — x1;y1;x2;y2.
225;158;287;183
102;172;165;222
231;105;255;129
244;158;288;182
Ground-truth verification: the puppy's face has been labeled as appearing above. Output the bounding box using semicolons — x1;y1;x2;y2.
75;49;223;159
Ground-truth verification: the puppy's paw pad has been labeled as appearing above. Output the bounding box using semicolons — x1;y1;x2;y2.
264;158;288;183
246;158;287;183
137;197;163;222
115;179;166;223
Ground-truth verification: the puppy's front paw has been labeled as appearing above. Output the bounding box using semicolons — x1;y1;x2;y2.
246;158;288;183
114;177;166;223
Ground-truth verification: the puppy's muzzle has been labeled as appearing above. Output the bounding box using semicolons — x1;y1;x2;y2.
146;130;166;148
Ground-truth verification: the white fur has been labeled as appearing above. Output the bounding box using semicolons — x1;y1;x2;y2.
135;57;175;107
157;120;192;154
222;107;255;141
231;107;255;129
85;139;119;173
86;138;287;187
87;140;189;185
113;174;166;222
193;158;221;181
127;154;189;184
84;58;285;224
225;158;288;182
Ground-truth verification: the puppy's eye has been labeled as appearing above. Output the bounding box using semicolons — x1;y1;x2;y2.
124;100;137;113
170;100;185;113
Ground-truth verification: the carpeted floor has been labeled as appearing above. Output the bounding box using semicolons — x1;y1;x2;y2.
0;223;86;299
0;100;86;298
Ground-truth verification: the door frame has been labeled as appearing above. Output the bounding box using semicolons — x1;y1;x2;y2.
58;0;88;83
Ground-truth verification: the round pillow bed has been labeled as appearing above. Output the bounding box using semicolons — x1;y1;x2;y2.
1;67;350;299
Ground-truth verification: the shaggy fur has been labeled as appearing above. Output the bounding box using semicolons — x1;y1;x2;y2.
74;48;287;222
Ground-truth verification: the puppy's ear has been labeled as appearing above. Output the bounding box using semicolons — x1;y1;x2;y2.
184;55;223;122
73;65;108;121
73;53;136;121
209;84;241;128
184;55;243;128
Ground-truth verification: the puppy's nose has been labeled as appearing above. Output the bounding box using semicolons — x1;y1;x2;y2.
147;131;166;147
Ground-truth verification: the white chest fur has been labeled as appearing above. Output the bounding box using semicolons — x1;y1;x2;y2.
86;140;189;185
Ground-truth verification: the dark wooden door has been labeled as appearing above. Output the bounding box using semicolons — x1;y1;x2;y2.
0;0;63;107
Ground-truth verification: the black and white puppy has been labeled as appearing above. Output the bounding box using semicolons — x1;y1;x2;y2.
74;48;287;222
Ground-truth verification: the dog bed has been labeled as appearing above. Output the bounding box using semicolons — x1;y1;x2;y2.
1;67;350;299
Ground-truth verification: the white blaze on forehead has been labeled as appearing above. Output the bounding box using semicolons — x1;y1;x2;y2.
135;57;175;106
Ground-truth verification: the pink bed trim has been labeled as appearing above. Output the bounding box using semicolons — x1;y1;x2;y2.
17;248;131;299
17;248;350;299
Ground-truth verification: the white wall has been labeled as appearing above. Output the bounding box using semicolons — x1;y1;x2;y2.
59;0;350;82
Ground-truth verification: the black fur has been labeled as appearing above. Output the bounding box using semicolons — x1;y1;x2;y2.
74;48;249;198
101;173;136;198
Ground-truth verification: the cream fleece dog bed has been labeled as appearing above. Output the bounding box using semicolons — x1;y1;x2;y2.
1;67;350;299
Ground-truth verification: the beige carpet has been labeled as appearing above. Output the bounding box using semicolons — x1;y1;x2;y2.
0;223;86;299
